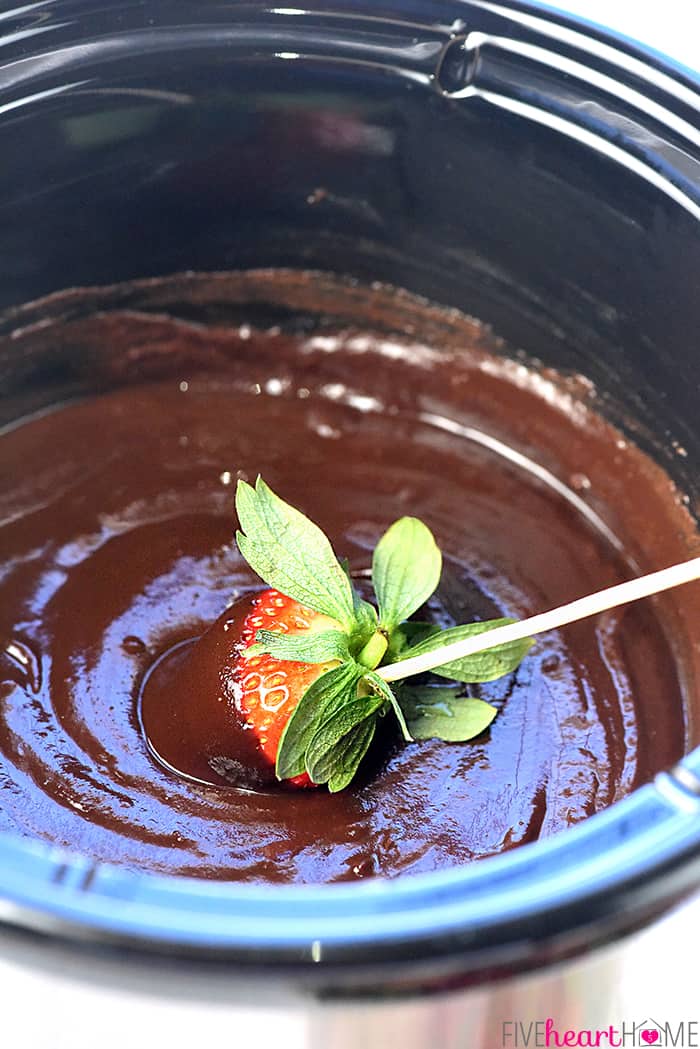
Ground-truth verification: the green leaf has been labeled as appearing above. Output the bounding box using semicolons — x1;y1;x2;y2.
253;628;350;664
350;594;379;649
339;558;380;654
396;620;443;647
275;662;364;780
321;718;378;793
236;477;356;629
401;618;533;683
372;517;442;632
364;670;413;742
399;685;497;741
305;694;385;784
385;620;442;662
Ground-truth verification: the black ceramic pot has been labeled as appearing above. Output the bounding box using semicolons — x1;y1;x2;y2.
0;3;698;1045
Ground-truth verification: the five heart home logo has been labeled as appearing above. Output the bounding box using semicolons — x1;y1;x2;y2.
502;1016;699;1047
637;1020;664;1047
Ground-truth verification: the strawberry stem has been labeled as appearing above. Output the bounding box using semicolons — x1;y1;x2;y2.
357;630;388;670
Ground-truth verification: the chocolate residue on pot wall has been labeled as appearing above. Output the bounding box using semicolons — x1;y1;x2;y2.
0;272;698;884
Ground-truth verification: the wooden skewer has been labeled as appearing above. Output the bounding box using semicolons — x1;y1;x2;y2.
376;555;700;683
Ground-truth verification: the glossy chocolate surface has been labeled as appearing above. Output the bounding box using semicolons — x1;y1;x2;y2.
1;276;698;883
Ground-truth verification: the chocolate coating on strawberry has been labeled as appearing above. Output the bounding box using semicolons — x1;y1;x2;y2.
140;590;340;790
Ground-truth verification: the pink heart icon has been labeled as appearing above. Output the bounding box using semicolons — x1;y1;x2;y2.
641;1031;659;1045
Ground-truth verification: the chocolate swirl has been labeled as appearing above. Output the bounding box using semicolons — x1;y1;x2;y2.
0;278;697;883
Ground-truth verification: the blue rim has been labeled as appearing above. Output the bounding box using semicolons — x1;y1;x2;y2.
0;0;699;969
0;775;698;963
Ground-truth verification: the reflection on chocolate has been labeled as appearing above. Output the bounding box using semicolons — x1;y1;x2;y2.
0;275;698;884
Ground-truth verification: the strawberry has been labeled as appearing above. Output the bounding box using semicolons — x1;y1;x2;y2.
142;478;531;795
233;588;342;787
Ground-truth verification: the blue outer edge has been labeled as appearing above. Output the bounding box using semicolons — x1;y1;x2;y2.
0;781;698;955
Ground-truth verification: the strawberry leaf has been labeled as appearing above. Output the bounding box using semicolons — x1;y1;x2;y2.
339;559;380;649
398;685;497;741
372;517;442;632
318;717;378;793
400;618;533;683
236;477;356;630
275;661;365;781
363;670;413;742
385;620;442;662
350;593;379;649
305;694;385;786
252;629;350;664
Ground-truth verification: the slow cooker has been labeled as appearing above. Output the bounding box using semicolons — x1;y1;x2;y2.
0;2;698;1046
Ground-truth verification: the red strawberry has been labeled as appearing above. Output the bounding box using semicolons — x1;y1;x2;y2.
233;588;342;787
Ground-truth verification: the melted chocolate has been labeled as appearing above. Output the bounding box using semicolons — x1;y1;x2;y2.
140;597;280;790
1;274;699;884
